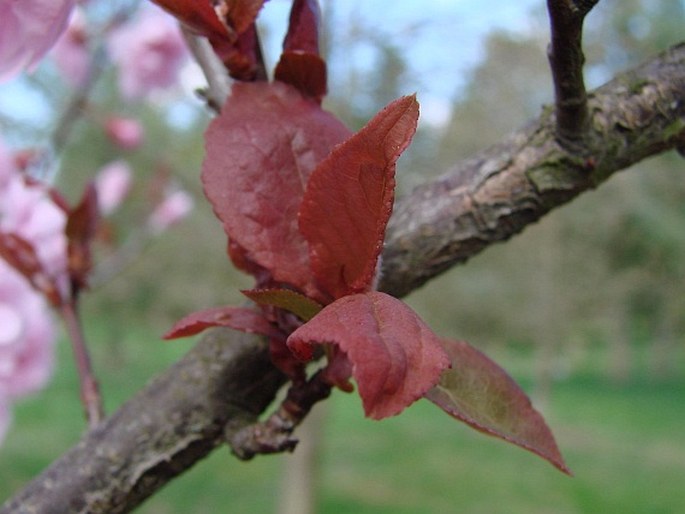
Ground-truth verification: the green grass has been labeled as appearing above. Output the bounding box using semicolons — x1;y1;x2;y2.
1;323;684;513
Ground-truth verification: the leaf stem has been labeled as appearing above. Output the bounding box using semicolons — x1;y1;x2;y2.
59;300;104;427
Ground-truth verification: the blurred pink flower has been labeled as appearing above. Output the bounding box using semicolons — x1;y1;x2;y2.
107;4;189;99
0;0;76;82
0;177;68;287
50;7;89;87
0;138;17;190
94;160;132;215
148;189;194;234
104;117;145;151
0;263;55;401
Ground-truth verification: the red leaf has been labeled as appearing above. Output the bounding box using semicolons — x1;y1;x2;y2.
274;0;326;100
242;288;323;321
425;339;571;474
164;306;281;340
287;291;450;420
202;81;351;300
0;232;62;305
66;183;100;292
224;0;266;35
151;0;230;41
299;95;419;299
282;0;321;55
151;0;266;80
275;52;327;102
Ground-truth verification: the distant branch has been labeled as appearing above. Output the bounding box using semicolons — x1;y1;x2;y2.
3;41;684;514
545;0;600;148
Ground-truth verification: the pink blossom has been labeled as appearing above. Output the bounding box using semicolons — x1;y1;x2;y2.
94;160;132;215
0;0;76;82
148;189;194;234
0;177;68;286
0;262;55;401
104;117;145;150
50;7;89;87
107;4;189;99
0;138;17;190
0;160;69;303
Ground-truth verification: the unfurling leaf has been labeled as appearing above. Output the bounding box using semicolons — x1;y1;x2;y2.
223;0;267;35
275;53;327;102
202;82;351;299
151;0;230;41
275;0;326;100
164;306;281;340
65;183;100;293
299;95;419;299
0;232;62;306
425;339;571;474
287;291;450;420
152;0;267;80
281;0;321;55
242;288;323;321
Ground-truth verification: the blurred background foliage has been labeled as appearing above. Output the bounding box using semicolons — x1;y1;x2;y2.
1;0;684;512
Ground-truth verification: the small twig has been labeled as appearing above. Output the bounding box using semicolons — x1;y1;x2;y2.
226;369;332;460
181;26;231;113
546;0;600;149
59;300;104;426
251;26;269;82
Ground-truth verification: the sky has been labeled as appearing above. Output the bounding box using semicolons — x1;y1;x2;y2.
0;1;545;139
260;0;544;126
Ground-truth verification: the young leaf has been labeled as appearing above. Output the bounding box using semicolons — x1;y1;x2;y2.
275;52;327;102
275;0;326;100
164;306;282;340
242;288;323;321
425;339;571;474
281;0;321;55
151;0;266;80
202;81;351;299
65;183;99;293
287;291;450;420
0;232;62;306
299;95;419;299
224;0;267;36
151;0;230;41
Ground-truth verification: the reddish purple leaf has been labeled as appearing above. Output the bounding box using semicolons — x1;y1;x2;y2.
202;81;351;300
151;0;266;81
274;0;326;100
275;52;327;102
224;0;266;36
425;339;571;474
151;0;230;41
282;0;321;55
287;291;450;420
299;95;419;299
65;183;100;292
242;288;323;321
0;232;62;306
164;305;281;340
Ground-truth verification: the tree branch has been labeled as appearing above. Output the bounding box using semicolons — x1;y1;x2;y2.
381;42;685;297
3;42;684;514
545;0;599;148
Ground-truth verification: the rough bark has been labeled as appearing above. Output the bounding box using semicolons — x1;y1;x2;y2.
1;331;285;514
2;43;684;514
381;43;685;297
